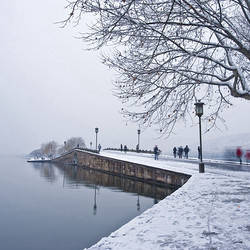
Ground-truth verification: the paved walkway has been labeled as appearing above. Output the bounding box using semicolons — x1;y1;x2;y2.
85;151;250;250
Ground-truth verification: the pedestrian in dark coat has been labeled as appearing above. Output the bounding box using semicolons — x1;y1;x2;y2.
173;147;177;158
124;145;128;153
154;145;159;160
98;144;101;152
178;146;183;159
136;144;139;152
198;146;201;159
184;145;190;159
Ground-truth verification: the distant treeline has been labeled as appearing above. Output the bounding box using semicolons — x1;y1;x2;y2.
29;137;86;159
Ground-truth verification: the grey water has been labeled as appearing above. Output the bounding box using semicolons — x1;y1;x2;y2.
0;156;176;250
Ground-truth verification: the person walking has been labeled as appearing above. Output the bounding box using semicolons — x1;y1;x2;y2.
98;144;101;152
184;145;190;159
154;145;159;160
173;147;177;158
236;146;243;164
178;146;183;159
245;150;250;164
198;146;201;159
124;145;128;153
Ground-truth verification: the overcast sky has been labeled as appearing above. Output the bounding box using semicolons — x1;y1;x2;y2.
0;0;249;156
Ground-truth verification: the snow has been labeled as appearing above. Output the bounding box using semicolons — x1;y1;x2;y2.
85;150;250;250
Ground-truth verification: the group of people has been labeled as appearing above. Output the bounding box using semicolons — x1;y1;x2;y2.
119;144;249;164
153;145;190;160
173;145;190;159
120;144;128;153
236;146;250;164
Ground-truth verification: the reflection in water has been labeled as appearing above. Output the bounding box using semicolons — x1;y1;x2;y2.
93;186;99;215
24;161;178;249
0;157;181;250
137;194;140;211
30;162;177;206
30;162;177;213
56;164;176;201
32;162;57;183
31;162;176;201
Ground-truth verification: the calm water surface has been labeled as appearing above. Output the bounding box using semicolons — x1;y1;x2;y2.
0;156;176;250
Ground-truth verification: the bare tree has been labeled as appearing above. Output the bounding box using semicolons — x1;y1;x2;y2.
31;137;86;158
62;0;250;134
41;141;59;159
29;149;43;159
63;137;86;152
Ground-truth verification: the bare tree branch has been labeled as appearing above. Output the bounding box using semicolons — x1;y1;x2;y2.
61;0;250;134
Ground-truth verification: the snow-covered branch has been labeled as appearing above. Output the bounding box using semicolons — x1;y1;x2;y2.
61;0;250;134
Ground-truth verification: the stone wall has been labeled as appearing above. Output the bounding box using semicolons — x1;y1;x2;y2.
52;149;191;188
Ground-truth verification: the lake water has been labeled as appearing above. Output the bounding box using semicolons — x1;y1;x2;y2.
0;156;176;250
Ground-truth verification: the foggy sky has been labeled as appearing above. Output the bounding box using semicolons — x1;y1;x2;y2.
0;0;249;156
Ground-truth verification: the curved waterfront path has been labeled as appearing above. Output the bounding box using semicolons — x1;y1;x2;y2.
160;155;250;173
85;150;250;250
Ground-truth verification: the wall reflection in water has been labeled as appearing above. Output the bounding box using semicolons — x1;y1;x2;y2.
31;162;177;209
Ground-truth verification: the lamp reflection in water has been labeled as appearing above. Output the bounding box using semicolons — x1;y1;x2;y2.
137;194;140;211
93;186;99;215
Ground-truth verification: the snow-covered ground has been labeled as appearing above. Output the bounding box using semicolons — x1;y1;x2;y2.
86;150;250;250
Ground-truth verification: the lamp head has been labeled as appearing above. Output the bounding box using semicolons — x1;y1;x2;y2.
194;101;204;117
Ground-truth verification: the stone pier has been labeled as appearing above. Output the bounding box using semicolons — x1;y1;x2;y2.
52;149;191;188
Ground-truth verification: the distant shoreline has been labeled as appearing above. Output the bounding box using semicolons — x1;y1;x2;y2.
27;159;51;163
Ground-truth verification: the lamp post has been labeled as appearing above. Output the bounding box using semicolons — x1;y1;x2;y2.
137;129;141;152
194;101;205;173
95;128;99;151
64;141;66;153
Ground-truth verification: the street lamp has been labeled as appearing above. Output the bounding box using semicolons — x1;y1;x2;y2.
137;129;141;152
95;128;99;151
194;100;205;173
64;141;66;153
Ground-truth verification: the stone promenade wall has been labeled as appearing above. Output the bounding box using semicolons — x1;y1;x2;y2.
52;149;191;188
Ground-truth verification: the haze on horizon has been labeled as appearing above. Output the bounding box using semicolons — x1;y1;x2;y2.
0;0;249;156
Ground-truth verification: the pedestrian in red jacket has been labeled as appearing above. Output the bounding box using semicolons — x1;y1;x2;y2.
236;147;243;164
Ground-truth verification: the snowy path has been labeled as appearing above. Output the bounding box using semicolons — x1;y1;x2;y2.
85;151;250;250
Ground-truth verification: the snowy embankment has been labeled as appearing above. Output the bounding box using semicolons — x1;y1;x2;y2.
86;151;250;250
